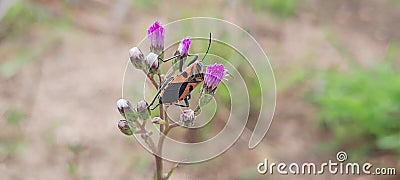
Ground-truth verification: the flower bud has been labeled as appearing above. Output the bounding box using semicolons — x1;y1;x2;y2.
203;64;227;94
151;117;165;124
117;98;138;122
137;100;150;120
145;53;159;74
180;109;195;127
118;119;133;136
129;47;145;70
176;36;191;58
148;21;165;55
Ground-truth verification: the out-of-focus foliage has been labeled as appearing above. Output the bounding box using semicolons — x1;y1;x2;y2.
5;108;26;126
0;108;26;160
311;42;400;157
0;1;66;78
251;0;301;17
392;0;400;6
0;45;42;78
1;1;71;38
131;0;161;10
1;1;39;37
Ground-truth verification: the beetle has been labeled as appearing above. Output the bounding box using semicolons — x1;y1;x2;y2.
148;33;212;110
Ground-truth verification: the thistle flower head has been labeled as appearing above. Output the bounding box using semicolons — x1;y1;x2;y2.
137;100;150;120
118;119;133;136
176;36;191;57
145;52;159;73
129;47;145;70
203;64;227;94
137;100;148;113
180;109;195;127
117;99;132;118
117;98;138;122
147;21;165;54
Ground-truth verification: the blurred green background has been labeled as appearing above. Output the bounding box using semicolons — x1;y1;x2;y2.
1;0;399;179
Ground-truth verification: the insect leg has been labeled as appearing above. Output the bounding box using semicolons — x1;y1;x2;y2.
174;97;190;108
179;57;184;72
184;97;190;107
150;103;160;110
159;55;179;63
187;54;199;66
148;77;174;110
148;89;162;110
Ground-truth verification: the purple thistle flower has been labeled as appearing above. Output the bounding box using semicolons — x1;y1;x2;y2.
203;64;227;94
176;36;191;57
147;21;165;54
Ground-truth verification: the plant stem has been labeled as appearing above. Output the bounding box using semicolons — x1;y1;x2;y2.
144;71;177;180
155;71;165;180
156;121;178;180
159;105;164;132
155;155;163;180
144;70;159;89
155;103;164;180
155;97;176;179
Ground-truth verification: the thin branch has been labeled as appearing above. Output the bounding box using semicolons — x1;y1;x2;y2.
147;74;159;89
142;70;159;89
142;68;180;180
164;162;180;180
156;72;164;180
157;72;163;86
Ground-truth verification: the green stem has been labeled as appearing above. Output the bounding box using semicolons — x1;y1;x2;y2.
165;163;179;180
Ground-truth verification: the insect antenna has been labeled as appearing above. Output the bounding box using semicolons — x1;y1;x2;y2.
200;33;212;62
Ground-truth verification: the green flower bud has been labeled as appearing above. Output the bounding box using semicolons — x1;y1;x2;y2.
145;53;159;74
137;100;150;120
118;119;133;136
117;98;138;122
129;47;145;70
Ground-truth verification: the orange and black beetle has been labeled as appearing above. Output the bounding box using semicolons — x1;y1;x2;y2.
148;33;212;110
